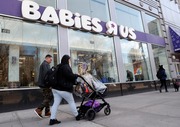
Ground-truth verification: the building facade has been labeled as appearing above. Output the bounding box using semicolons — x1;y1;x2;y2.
0;0;173;112
159;0;180;78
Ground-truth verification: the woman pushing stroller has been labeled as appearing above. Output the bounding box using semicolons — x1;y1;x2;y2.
49;55;80;125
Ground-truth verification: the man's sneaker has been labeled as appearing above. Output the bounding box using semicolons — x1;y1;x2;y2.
159;89;162;93
44;111;51;117
49;119;61;125
34;108;43;118
75;114;81;121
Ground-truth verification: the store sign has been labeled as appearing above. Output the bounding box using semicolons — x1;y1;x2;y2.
21;0;136;40
1;29;10;34
0;0;166;46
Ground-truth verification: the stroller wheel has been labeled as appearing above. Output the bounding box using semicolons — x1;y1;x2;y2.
104;106;111;115
86;108;96;121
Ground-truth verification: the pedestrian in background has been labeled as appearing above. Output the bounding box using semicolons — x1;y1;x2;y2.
49;55;80;125
126;70;134;81
126;70;135;90
156;65;168;93
34;54;53;118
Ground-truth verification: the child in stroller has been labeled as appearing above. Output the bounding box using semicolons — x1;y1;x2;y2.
74;75;111;121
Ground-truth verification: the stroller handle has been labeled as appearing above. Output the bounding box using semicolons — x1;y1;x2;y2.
77;75;85;80
77;75;88;84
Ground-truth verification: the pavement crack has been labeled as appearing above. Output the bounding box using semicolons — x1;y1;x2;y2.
14;112;23;127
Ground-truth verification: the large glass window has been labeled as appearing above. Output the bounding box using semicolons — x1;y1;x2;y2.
68;29;118;83
0;17;58;89
115;2;144;32
144;14;162;37
152;45;170;78
22;0;57;8
67;0;110;21
121;40;152;81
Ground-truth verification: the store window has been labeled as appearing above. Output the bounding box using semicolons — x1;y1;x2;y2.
120;40;152;81
22;0;57;8
67;0;110;21
115;2;144;32
152;45;170;78
68;29;118;83
0;17;58;89
144;14;162;37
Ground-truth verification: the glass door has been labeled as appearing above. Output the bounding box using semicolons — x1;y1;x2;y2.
0;44;9;88
175;63;180;76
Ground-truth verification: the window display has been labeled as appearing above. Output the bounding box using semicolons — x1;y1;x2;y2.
120;40;152;81
67;0;117;83
152;45;170;78
69;30;118;83
0;17;58;89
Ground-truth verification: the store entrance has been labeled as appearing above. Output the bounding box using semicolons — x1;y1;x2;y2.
19;55;35;87
172;54;180;78
174;63;180;77
0;44;9;88
19;46;38;87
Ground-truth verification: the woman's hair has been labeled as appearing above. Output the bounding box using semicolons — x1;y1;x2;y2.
61;55;70;65
159;65;164;69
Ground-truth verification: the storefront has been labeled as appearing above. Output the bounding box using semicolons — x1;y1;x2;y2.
0;0;170;112
169;26;180;77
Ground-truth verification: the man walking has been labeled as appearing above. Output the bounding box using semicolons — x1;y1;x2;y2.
34;54;53;118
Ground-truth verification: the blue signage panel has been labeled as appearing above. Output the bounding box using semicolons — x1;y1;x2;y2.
169;27;180;52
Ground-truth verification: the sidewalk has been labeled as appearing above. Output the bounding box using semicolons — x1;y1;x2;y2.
0;88;180;127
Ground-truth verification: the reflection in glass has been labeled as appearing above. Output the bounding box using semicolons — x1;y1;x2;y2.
67;0;110;21
19;46;57;87
69;30;118;83
0;17;58;89
27;0;57;7
121;40;152;81
0;45;9;88
152;45;170;78
115;2;144;32
145;14;162;36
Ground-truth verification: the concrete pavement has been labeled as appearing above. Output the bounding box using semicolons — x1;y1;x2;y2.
0;88;180;127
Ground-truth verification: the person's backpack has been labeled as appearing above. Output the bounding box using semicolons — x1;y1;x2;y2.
156;70;162;79
44;65;59;88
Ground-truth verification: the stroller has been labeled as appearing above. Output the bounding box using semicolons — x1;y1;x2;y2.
74;74;111;121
